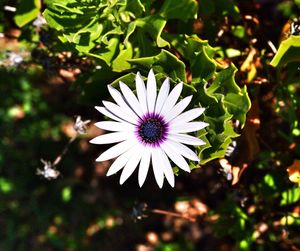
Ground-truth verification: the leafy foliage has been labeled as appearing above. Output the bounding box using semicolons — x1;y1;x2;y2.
270;35;300;67
44;0;251;165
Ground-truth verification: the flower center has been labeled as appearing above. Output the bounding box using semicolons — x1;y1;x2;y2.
137;114;168;146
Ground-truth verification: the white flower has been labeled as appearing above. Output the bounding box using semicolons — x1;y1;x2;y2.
90;69;208;188
37;159;60;180
73;115;91;134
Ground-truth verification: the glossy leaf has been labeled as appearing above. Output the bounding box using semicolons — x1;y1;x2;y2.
14;0;41;27
128;50;186;82
270;35;300;67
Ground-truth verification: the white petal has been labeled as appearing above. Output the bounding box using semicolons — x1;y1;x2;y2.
106;145;138;176
138;149;151;187
161;142;190;172
166;139;199;161
146;69;157;113
167;133;206;146
164;95;192;122
160;82;183;116
160;149;175;187
151;148;164;188
155;77;170;114
95;106;124;123
169;122;209;133
103;101;138;125
119;81;144;118
96;138;136;161
107;85;140;121
90;132;130;144
171;108;205;126
136;72;148;114
95;121;135;132
120;147;143;184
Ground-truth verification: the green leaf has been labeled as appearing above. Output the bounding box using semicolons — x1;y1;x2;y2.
125;0;145;17
88;37;120;65
280;187;300;205
270;35;300;67
263;174;276;189
159;0;198;21
110;72;137;89
111;43;133;72
164;34;217;81
124;21;137;45
14;0;40;27
136;15;169;47
232;25;246;39
128;49;186;82
43;0;106;53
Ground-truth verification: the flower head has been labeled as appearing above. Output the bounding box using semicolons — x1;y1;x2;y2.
90;69;208;188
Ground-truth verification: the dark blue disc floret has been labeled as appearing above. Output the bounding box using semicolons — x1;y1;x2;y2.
136;113;168;146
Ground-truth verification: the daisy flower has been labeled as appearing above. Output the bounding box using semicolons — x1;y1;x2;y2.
90;69;208;188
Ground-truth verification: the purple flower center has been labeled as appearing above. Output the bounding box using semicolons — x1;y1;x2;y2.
136;113;168;146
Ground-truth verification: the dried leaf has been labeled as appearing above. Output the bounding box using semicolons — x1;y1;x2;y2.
287;160;300;185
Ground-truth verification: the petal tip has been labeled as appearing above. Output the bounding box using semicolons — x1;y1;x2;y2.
89;138;97;144
95;156;104;162
106;169;115;176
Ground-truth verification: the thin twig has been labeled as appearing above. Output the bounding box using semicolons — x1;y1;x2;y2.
53;136;77;166
150;209;196;222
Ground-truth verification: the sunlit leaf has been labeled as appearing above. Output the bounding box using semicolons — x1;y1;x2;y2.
270;35;300;67
14;0;41;27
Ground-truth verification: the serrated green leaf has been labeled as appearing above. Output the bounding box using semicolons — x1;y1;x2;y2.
89;37;119;65
128;49;186;82
14;0;40;27
164;35;250;164
136;15;169;48
224;87;250;126
270;35;300;67
164;34;217;81
110;72;137;89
